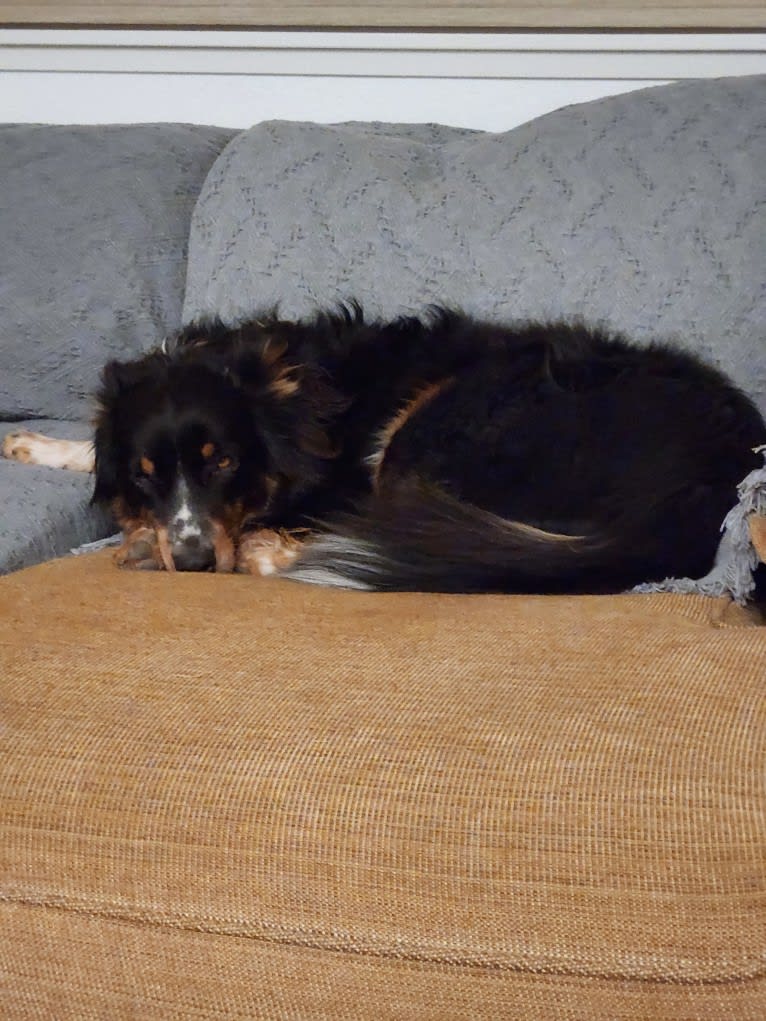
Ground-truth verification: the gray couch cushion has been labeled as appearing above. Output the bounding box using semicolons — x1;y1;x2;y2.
0;421;109;574
184;76;766;418
0;124;236;421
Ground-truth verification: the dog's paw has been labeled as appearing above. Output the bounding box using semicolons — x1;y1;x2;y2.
2;429;42;464
114;528;163;571
236;528;304;576
1;430;94;471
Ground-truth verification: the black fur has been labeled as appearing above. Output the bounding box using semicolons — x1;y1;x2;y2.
93;306;765;591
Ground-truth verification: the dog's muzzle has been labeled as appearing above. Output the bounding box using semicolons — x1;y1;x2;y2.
167;483;217;571
170;530;216;572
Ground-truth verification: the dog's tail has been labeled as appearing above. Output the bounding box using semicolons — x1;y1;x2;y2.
282;480;652;593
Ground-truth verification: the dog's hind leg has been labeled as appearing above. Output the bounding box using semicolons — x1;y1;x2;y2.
2;430;94;472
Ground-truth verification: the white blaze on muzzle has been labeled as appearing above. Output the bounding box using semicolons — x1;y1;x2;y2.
166;478;216;571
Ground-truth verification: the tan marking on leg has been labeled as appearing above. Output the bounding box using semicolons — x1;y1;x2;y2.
211;519;236;573
2;430;94;471
155;526;176;572
210;500;253;573
236;529;307;576
368;378;453;489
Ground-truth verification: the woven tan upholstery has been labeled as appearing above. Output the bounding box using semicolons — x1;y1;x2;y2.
1;552;764;1019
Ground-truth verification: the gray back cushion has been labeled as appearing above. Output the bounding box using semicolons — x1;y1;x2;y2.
0;124;236;421
184;77;766;417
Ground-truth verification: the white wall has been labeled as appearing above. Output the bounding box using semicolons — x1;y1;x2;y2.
1;30;764;131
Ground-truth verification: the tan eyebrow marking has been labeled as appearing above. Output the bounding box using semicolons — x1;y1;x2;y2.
201;442;215;459
140;455;155;476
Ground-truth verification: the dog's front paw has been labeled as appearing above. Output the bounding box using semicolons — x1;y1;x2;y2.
236;528;304;576
2;429;40;464
114;527;164;571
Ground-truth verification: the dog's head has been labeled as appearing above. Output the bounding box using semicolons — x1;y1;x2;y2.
93;320;344;571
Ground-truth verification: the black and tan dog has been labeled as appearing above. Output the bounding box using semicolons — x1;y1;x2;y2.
4;306;764;591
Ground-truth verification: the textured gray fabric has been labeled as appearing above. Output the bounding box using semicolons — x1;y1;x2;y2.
0;421;110;575
0;124;236;421
184;77;766;417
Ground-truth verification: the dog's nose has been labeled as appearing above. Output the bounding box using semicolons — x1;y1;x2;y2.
171;534;216;572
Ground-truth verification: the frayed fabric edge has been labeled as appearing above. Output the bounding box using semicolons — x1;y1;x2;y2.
632;446;766;605
70;534;122;557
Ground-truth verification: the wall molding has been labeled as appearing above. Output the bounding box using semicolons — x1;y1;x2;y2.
3;29;766;78
2;29;764;129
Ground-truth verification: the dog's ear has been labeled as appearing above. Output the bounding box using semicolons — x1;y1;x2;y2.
98;359;127;403
218;326;346;502
91;361;128;504
97;353;167;404
91;354;166;505
91;415;118;505
239;338;347;455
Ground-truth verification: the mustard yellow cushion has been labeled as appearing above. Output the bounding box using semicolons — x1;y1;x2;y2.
1;552;764;1018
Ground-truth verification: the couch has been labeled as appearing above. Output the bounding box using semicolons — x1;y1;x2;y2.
1;77;764;1019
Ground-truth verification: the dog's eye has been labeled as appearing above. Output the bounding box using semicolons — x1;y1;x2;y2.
198;441;237;476
200;443;235;471
132;454;158;492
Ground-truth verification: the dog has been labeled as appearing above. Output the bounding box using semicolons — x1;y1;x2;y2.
4;306;765;592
